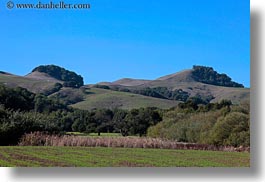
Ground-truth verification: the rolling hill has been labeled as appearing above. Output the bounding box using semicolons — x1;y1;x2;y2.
0;71;61;93
0;65;250;110
96;68;250;104
71;87;180;110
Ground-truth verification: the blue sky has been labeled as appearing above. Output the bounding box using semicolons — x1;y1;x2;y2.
0;0;250;87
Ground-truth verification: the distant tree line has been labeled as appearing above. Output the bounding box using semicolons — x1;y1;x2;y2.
191;65;244;88
32;65;84;88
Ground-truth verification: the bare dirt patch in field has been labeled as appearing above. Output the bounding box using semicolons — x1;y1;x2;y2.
9;153;71;167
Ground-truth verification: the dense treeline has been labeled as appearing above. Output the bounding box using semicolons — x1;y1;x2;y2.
191;65;244;88
0;107;60;145
0;84;69;113
32;65;84;88
0;84;249;147
0;84;162;145
70;107;162;137
0;85;35;111
0;84;69;145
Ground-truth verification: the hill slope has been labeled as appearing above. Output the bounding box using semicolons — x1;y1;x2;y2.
25;71;61;82
0;65;83;94
0;72;61;93
112;78;151;86
96;67;249;104
0;65;250;110
71;88;180;110
141;75;249;104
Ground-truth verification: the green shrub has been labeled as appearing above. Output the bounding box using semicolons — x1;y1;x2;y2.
209;112;249;146
147;101;249;147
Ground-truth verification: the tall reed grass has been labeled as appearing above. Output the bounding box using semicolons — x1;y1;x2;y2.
19;132;250;152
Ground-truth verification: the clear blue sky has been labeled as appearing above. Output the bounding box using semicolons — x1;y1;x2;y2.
0;0;250;87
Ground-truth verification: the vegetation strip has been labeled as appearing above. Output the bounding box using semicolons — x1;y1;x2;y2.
19;132;250;152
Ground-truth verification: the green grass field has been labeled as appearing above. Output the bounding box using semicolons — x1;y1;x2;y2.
71;88;180;110
0;147;250;167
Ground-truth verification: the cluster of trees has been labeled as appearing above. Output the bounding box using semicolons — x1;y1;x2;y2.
178;96;227;110
0;84;162;145
0;83;249;147
0;85;35;111
0;84;68;113
0;107;60;145
0;84;70;144
70;107;162;137
191;65;244;88
148;100;250;147
130;87;190;102
32;65;84;88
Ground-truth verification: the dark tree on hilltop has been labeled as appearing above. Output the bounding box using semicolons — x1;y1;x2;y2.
32;65;84;88
191;65;244;88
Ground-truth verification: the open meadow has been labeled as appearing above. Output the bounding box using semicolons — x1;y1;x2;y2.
0;146;250;167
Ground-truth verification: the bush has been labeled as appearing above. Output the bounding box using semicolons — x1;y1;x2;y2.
209;112;249;146
147;100;249;147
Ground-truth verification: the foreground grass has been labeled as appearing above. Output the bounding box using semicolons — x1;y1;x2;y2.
0;147;250;167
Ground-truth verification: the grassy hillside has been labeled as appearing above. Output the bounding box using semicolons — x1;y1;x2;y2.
97;69;250;104
0;72;60;93
0;65;250;108
0;146;250;167
209;86;250;103
112;78;151;86
146;81;249;104
72;88;180;110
